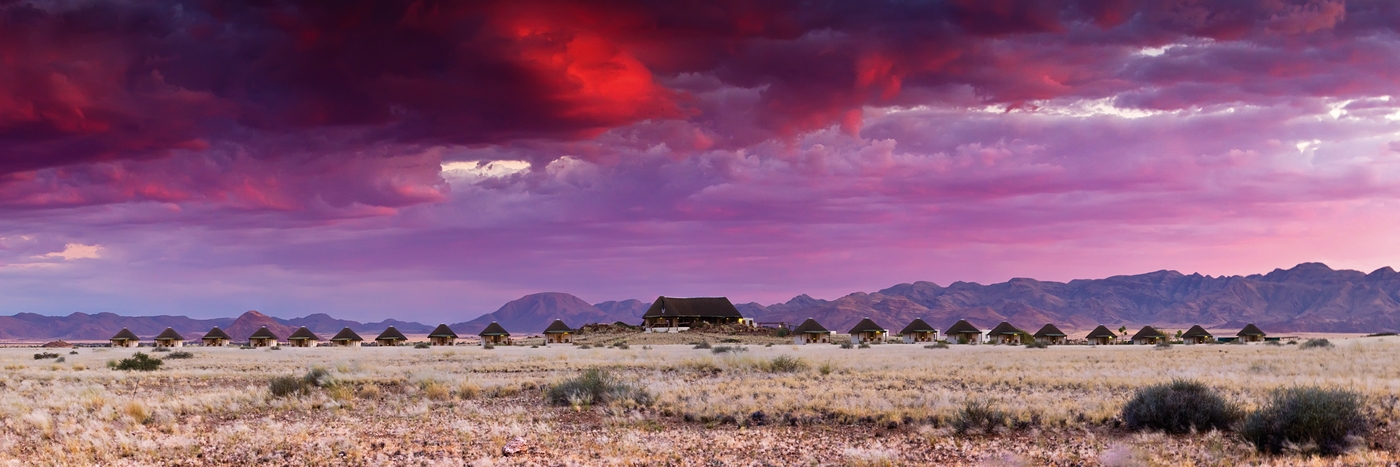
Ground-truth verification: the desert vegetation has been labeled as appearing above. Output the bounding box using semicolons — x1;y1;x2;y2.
0;338;1395;464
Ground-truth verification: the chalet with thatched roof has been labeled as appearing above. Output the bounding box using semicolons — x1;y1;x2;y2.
428;324;458;346
374;326;407;346
287;326;320;347
202;327;231;347
543;320;573;344
791;318;832;344
1130;326;1167;345
153;328;185;348
899;318;938;344
248;326;280;348
330;327;364;347
987;322;1024;345
945;319;983;344
479;321;511;345
1085;325;1117;345
642;296;744;332
847;318;887;344
1237;323;1266;343
1181;325;1214;344
110;328;139;348
1032;324;1067;345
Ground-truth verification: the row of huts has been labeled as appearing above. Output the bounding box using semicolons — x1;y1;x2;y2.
109;320;575;348
786;317;1268;346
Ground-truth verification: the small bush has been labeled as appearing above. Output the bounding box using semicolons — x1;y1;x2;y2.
68;350;78;355
1265;340;1282;346
764;343;773;347
839;342;854;349
775;328;789;337
721;338;741;343
1365;332;1397;337
483;342;495;350
953;400;1008;434
151;347;171;353
33;352;59;360
269;376;305;398
113;353;163;371
612;342;630;349
545;368;652;408
1242;387;1368;456
413;342;431;349
764;355;807;373
692;341;712;349
711;345;747;354
857;343;870;349
55;357;65;363
925;342;949;349
1299;338;1333;349
1025;341;1048;349
818;361;834;375
1120;380;1240;434
164;351;194;359
578;344;591;349
530;345;539;348
1155;341;1172;349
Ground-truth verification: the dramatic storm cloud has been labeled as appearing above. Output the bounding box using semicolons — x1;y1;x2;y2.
4;0;1400;320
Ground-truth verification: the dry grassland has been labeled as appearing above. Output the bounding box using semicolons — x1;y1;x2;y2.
0;337;1397;465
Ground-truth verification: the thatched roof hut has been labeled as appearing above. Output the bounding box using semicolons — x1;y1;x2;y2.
1130;326;1167;345
1237;323;1266;342
945;319;982;344
479;321;511;345
1085;325;1117;345
986;321;1024;344
154;328;186;348
110;328;140;348
543;319;574;344
428;324;458;346
202;327;232;346
1032;324;1067;344
330;327;363;347
1182;325;1214;344
248;326;280;347
287;326;320;347
847;318;887;344
899;318;938;343
792;318;832;344
375;326;407;346
642;296;744;330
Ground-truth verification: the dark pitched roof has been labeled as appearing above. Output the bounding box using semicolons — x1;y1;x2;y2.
203;327;232;340
287;326;320;341
642;296;743;318
543;319;573;334
479;321;510;336
1237;323;1266;337
428;324;458;338
154;327;185;341
1182;325;1213;338
945;319;981;335
1033;324;1066;338
248;326;279;340
111;328;139;341
987;321;1023;336
375;326;407;341
1130;326;1166;340
899;318;936;335
847;318;886;334
1085;325;1117;339
792;318;831;334
331;327;364;341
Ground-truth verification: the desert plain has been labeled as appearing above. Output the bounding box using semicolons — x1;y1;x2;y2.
0;335;1397;466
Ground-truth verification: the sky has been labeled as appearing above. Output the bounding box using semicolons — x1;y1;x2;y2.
4;0;1400;321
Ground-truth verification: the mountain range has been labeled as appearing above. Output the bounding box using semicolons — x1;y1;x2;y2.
4;263;1400;340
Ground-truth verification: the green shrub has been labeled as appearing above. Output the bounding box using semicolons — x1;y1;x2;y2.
151;347;171;353
839;342;854;349
113;353;163;371
711;345;746;354
953;400;1008;434
1155;341;1172;349
818;361;834;375
33;352;59;360
545;368;651;408
763;355;807;373
268;376;305;398
483;342;495;350
857;343;870;349
720;338;741;343
1242;387;1368;456
1025;341;1048;349
164;351;194;359
692;341;711;349
775;328;789;337
925;342;949;349
1299;338;1333;349
1120;380;1240;434
68;350;78;355
414;342;431;349
578;344;591;349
